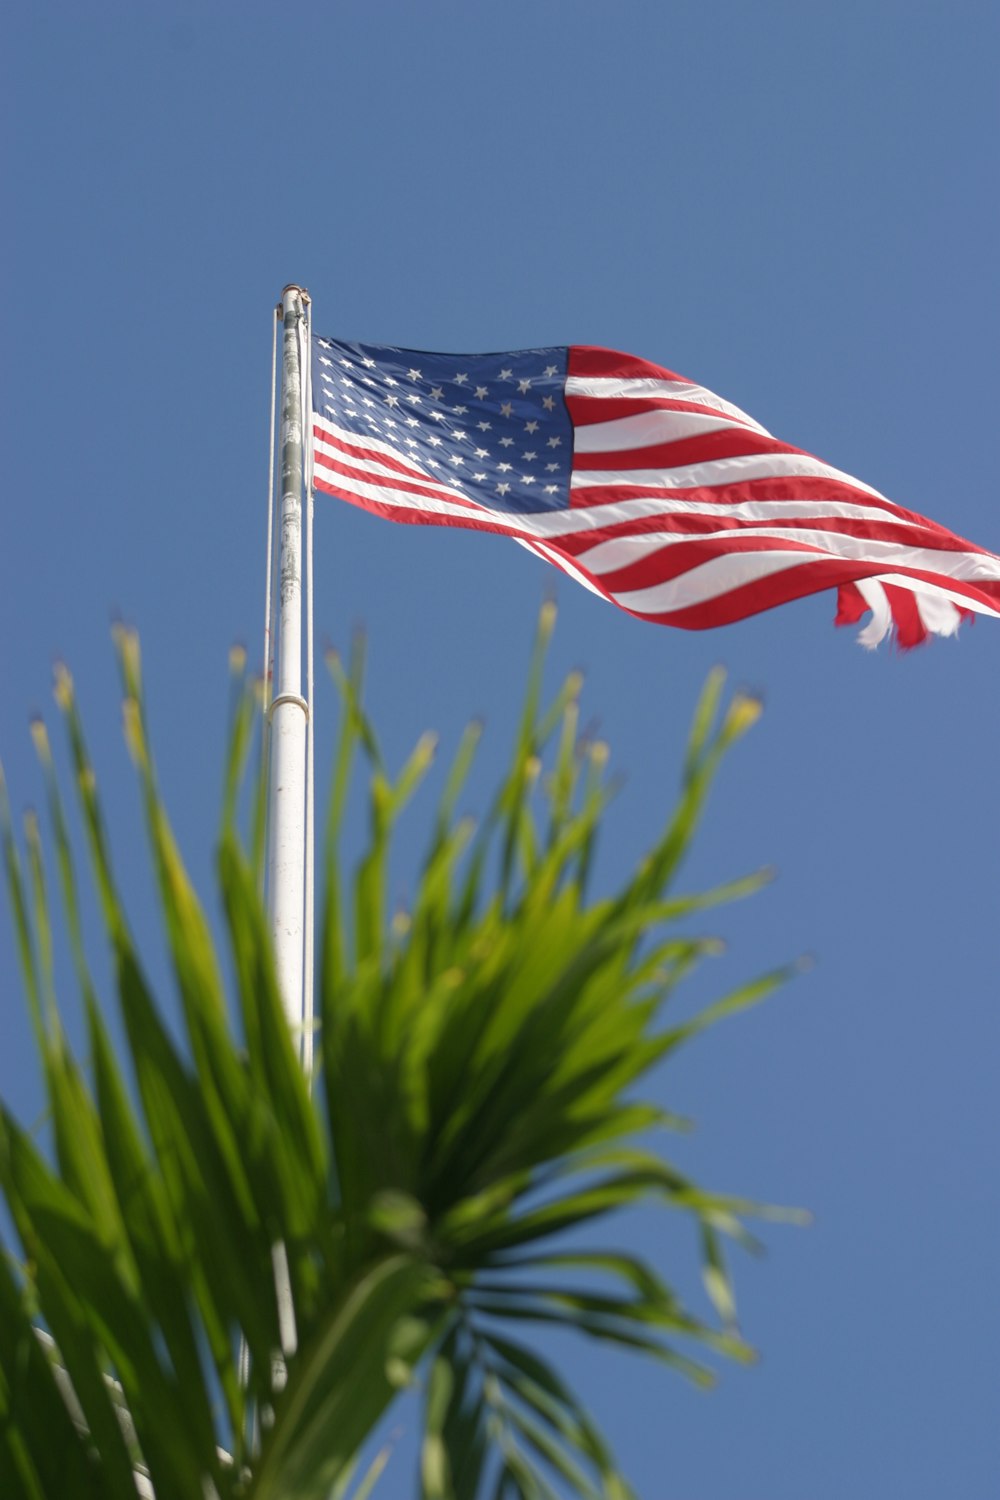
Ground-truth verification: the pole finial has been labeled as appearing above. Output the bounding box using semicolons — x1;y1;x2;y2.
278;284;309;319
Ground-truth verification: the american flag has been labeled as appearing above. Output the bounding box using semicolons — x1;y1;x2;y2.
311;339;1000;648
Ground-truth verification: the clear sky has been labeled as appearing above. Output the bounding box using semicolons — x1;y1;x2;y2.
2;3;998;1496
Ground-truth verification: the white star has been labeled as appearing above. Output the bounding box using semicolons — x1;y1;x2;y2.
477;420;492;431
497;481;511;495
547;436;561;448
500;401;513;418
544;364;558;377
518;378;532;393
324;403;336;415
499;436;514;448
428;435;442;447
385;418;397;429
318;339;332;349
542;396;556;411
427;458;440;469
363;377;377;388
430;410;446;422
546;462;559;472
340;358;353;368
385;394;399;408
319;355;333;367
362;356;376;368
405;438;418;448
450;453;464;465
452;429;467;442
498;368;513;381
454;372;468;385
473;472;487;481
475;385;489;399
498;462;513;473
525;421;539;434
406;417;419;428
544;484;559;494
406;393;422;404
385;375;398;387
430;386;444;400
407;368;422;381
452;405;468;415
522;474;536;484
474;447;489;459
523;450;537;461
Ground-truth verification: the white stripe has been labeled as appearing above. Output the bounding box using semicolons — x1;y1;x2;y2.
612;549;830;615
314;438;434;491
864;573;1000;621
555;494;917;541
575;523;1000;586
314;433;470;500
855;579;893;648
914;589;963;638
566;375;769;434
314;412;449;483
314;471;506;527
573;407;757;453
571;450;888;501
313;432;492;516
609;550;1000;624
515;538;607;598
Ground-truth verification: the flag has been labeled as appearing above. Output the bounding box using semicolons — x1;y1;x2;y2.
310;339;1000;648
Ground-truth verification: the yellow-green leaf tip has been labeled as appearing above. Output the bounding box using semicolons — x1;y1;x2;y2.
52;662;74;711
724;693;764;740
28;717;51;762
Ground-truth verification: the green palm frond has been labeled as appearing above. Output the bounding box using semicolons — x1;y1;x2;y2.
0;612;804;1500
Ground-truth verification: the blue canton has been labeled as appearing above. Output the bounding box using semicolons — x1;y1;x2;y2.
312;338;572;516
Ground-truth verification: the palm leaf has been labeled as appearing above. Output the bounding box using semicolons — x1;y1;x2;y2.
0;609;802;1497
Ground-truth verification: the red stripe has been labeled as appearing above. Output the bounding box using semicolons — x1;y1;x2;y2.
314;423;434;486
628;557;892;630
313;475;544;545
882;584;927;649
313;454;490;516
595;537;1000;616
835;582;869;626
594;532;872;594
566;394;762;430
567;345;684;382
565;475;990;549
567;473;916;521
553;509;982;563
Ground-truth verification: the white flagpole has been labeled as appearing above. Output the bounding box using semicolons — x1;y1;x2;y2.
267;283;310;1041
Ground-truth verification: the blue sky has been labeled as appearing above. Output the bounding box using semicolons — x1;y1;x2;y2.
2;3;998;1495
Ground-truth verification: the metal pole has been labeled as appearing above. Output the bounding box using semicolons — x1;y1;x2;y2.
267;284;309;1036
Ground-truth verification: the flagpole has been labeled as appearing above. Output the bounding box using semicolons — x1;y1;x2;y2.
267;283;310;1039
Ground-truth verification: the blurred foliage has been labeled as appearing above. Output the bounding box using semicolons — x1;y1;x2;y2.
0;607;803;1499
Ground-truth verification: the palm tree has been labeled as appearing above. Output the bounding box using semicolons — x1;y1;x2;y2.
0;609;801;1499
